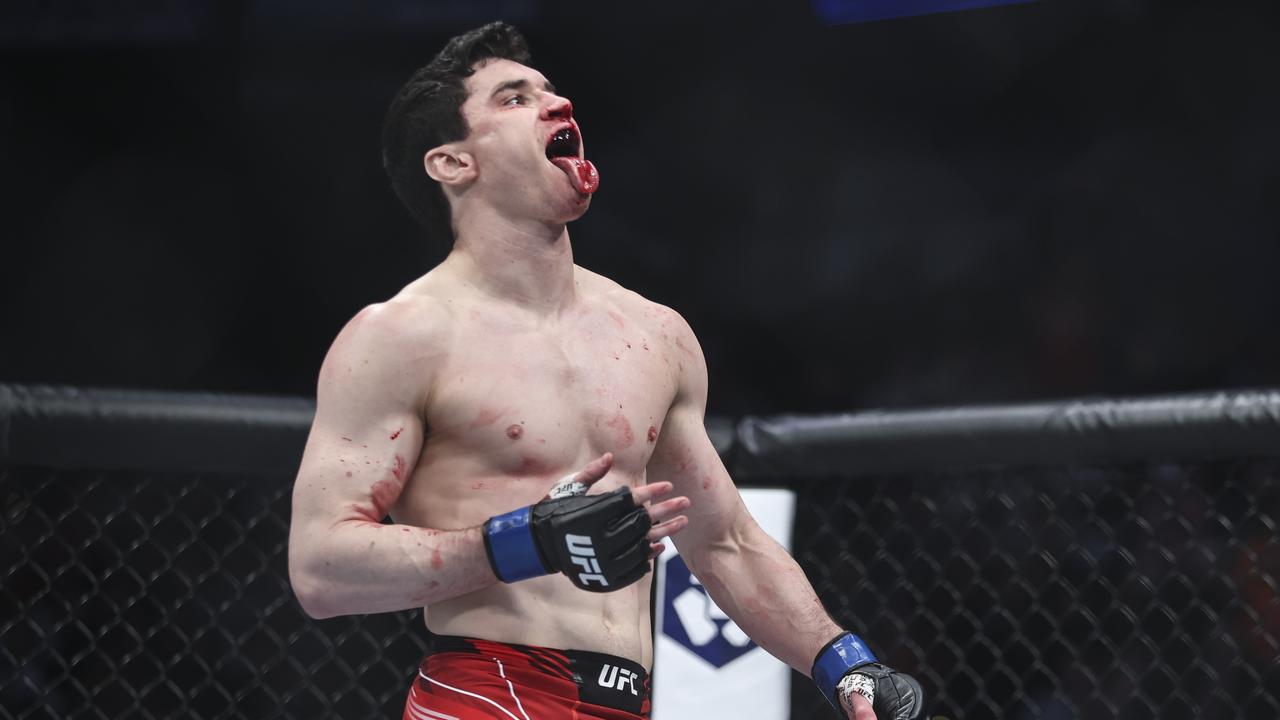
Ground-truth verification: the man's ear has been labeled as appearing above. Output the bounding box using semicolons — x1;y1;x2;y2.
424;144;476;186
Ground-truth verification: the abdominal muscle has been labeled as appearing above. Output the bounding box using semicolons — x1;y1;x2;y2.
426;567;655;667
392;460;658;669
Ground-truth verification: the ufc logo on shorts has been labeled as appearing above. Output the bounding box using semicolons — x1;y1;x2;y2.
565;534;608;587
598;664;639;695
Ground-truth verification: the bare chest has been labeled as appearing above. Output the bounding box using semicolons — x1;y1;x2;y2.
426;306;680;479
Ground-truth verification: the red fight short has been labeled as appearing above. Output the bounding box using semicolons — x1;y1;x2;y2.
404;635;651;720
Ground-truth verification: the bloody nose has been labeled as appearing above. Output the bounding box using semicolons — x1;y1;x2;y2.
543;97;573;120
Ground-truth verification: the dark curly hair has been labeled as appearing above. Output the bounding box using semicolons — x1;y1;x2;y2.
382;22;532;243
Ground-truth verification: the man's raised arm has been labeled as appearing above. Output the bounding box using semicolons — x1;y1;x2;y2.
646;308;926;720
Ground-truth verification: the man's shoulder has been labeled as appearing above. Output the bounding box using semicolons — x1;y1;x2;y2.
575;266;690;331
328;286;455;366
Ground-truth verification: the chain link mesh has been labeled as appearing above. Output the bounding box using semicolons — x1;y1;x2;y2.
0;468;426;719
4;460;1279;719
790;459;1280;719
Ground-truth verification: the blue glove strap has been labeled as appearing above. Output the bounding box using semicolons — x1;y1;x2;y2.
813;632;878;710
483;507;548;583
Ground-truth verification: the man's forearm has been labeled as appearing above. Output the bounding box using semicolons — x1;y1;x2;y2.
684;521;842;674
289;520;497;619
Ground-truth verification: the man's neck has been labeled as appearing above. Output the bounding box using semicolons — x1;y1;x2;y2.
449;211;577;314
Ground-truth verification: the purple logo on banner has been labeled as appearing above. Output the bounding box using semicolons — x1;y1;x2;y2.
660;554;757;668
814;0;1037;24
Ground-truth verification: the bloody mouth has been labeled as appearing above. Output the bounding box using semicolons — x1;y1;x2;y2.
545;125;600;195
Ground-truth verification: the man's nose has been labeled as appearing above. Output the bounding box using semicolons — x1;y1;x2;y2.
542;95;573;120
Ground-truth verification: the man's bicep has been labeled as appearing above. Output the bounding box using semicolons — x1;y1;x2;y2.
295;402;424;523
314;304;431;430
308;333;426;467
648;401;746;552
293;304;432;525
646;306;747;549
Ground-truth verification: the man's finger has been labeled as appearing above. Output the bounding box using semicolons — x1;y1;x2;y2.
574;452;612;484
647;515;688;541
630;481;673;506
545;454;614;500
646;496;690;524
844;690;877;720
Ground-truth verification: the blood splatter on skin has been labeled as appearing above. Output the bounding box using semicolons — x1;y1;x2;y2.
345;471;352;478
675;335;696;359
431;550;443;570
606;412;635;448
391;455;407;481
506;424;524;440
647;426;658;443
677;456;694;473
702;475;714;491
353;477;402;521
390;427;403;440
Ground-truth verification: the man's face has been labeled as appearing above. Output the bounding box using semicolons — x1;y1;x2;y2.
455;58;599;225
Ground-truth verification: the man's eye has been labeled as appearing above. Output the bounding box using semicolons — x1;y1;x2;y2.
504;95;525;106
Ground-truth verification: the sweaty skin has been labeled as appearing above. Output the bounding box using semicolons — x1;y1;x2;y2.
288;57;873;719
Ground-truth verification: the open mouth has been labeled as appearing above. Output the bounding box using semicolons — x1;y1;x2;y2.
544;124;598;195
545;126;581;160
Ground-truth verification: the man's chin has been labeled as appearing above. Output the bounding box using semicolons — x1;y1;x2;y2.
548;174;593;218
557;193;592;223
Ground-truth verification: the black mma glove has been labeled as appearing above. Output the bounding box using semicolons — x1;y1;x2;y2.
813;632;927;720
483;487;653;592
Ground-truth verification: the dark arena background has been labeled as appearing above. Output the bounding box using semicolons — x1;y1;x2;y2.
2;2;1279;719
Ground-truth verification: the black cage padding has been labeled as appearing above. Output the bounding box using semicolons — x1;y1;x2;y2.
734;390;1280;476
5;384;1279;477
0;385;314;477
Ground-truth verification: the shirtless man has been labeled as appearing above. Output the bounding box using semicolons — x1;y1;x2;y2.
288;21;925;720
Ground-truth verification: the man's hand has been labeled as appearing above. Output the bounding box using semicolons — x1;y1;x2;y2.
814;634;927;720
842;689;877;720
484;453;689;591
837;664;926;720
541;453;690;561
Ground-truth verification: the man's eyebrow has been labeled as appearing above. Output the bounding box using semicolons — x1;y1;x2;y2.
490;78;557;99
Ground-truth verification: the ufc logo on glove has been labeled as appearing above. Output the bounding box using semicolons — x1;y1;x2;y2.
566;533;608;587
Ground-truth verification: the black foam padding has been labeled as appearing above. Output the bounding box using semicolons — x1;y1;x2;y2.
0;384;314;477
4;384;1280;478
733;390;1280;476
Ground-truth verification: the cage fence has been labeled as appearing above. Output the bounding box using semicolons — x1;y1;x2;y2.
2;385;1278;719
